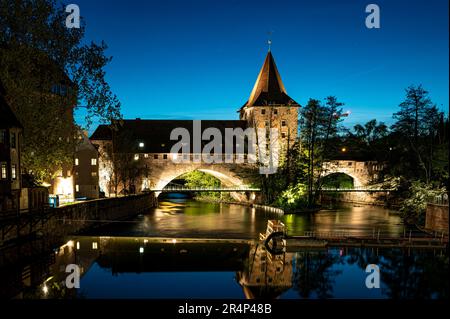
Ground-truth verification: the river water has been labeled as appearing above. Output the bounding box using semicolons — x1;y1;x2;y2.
2;199;448;299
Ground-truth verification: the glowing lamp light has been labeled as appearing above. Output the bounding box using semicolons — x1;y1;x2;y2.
139;142;144;148
42;285;49;295
341;147;347;152
76;241;80;250
172;239;177;244
92;242;98;250
139;247;144;254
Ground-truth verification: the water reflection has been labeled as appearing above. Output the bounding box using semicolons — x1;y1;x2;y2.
87;199;406;239
3;236;447;299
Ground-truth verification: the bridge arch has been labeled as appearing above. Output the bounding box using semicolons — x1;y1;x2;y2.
150;162;256;201
321;161;370;187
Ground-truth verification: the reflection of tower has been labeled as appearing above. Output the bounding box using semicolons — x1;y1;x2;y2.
237;244;293;299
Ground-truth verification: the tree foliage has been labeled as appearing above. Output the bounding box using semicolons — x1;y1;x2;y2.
0;0;121;182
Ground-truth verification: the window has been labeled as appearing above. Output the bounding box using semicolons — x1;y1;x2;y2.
75;158;79;166
1;163;7;179
139;142;144;148
0;130;5;144
91;158;97;166
281;132;286;138
163;154;168;160
273;109;278;115
75;185;79;192
154;154;159;159
67;170;71;177
10;133;16;149
91;172;97;177
134;154;139;160
265;121;269;127
348;162;352;166
144;154;149;158
11;165;16;180
261;109;266;115
281;120;286;127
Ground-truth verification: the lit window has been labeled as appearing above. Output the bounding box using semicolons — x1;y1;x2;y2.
91;172;97;177
12;164;16;180
92;242;98;250
75;185;79;192
1;163;7;179
91;158;97;166
134;154;139;160
139;142;144;148
144;154;149;158
67;170;71;177
75;158;79;166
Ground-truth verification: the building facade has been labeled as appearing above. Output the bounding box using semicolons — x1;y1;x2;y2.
73;131;99;199
90;51;301;197
0;80;23;213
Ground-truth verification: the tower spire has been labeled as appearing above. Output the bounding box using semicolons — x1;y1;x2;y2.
267;31;273;52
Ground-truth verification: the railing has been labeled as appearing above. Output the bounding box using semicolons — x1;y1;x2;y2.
320;186;395;192
152;185;261;192
428;194;449;206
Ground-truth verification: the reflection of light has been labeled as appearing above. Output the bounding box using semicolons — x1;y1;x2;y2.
76;241;80;250
172;239;177;244
144;239;148;244
42;285;49;294
66;240;74;248
92;242;98;250
139;247;144;253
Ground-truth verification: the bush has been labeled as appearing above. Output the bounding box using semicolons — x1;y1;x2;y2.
274;183;308;210
400;181;447;224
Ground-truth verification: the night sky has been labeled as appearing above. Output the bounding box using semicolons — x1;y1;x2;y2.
70;0;449;130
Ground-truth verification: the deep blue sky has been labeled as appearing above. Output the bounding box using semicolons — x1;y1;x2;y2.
70;0;449;130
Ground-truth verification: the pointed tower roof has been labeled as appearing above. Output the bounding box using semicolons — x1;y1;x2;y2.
241;51;299;109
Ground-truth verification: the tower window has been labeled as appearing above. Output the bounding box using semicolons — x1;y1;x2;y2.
134;154;139;160
12;164;17;180
265;121;270;127
0;130;5;144
281;133;286;138
261;109;266;115
75;158;79;166
273;109;278;115
91;158;97;166
10;133;16;149
91;172;97;177
75;185;79;192
154;154;159;159
281;120;287;127
163;154;168;160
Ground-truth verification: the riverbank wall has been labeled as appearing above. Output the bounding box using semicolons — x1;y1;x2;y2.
321;191;392;206
0;193;157;246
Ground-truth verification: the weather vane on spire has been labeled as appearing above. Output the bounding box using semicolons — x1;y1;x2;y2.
267;30;273;51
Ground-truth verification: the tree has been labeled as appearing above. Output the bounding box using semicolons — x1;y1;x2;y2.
0;0;121;183
299;97;345;207
391;85;443;183
349;119;389;161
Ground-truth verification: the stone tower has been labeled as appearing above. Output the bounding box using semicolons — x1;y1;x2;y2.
239;51;300;150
